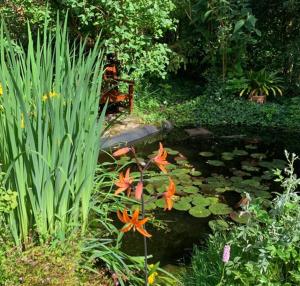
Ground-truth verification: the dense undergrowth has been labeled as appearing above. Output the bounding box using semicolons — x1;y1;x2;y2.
135;79;300;130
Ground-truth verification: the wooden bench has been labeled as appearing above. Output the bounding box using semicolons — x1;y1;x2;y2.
100;56;134;113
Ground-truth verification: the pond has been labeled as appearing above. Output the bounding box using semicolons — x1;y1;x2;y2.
115;127;300;268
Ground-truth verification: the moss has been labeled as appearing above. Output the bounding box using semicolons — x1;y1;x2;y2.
1;241;111;286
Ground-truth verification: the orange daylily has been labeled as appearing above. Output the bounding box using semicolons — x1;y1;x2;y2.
117;209;152;238
113;147;131;157
115;168;133;196
153;143;169;173
163;178;176;211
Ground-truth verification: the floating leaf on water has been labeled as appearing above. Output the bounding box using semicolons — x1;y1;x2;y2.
144;202;157;211
192;195;211;207
222;155;234;161
259;159;286;170
252;190;272;199
156;186;166;194
207;197;219;204
250;153;267;160
190;169;202;176
230;176;243;183
209;203;232;215
164;148;179;156
233;149;248;156
240;179;261;187
156;199;165;208
173;200;192;211
245;144;258;150
171;168;190;175
230;211;251;224
183;186;199;194
215;187;232;193
261;171;274;180
221;152;235;161
181;196;192;203
166;164;177;171
241;165;260;172
207;160;225;167
189;206;211;218
209;219;229;231
199;151;214;157
192;179;203;186
177;160;189;166
232;170;251;177
145;184;155;194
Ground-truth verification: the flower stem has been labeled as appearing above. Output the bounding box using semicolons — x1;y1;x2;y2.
141;192;148;286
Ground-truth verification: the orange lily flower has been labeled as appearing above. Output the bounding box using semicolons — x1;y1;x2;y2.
153;143;169;173
117;209;152;238
115;168;133;196
163;178;176;211
113;147;131;157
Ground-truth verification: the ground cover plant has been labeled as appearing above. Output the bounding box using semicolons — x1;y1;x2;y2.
181;152;300;285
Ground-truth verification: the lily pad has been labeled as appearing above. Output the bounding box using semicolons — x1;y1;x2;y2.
156;199;165;208
215;186;232;193
144;202;157;211
245;144;258;150
221;152;235;161
171;168;190;175
145;184;155;194
182;186;199;194
233;149;248;156
222;155;234;161
230;211;251;224
207;160;225;167
209;203;232;215
199;151;214;157
190;169;202;176
164;148;179;156
250;153;267;160
232;170;251;177
192;179;203;186
189;206;211;218
173;200;192;211
192;195;211;207
209;219;229;231
241;165;260;172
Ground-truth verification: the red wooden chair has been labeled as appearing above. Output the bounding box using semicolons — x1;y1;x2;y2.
100;56;134;113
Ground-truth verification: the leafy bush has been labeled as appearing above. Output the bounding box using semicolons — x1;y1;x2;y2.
182;152;300;285
0;0;176;81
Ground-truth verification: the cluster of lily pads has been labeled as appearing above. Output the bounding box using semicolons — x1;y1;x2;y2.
114;144;286;225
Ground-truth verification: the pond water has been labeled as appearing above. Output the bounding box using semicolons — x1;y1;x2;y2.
115;127;300;267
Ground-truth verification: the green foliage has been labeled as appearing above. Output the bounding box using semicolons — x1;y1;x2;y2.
0;0;176;81
0;239;111;286
0;172;17;213
250;0;300;94
239;69;283;98
0;18;106;245
181;152;300;285
172;0;259;78
135;78;300;129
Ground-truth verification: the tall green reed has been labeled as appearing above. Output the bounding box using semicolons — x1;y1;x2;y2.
0;17;106;245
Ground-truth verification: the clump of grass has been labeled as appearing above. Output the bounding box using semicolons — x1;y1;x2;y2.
0;16;106;245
